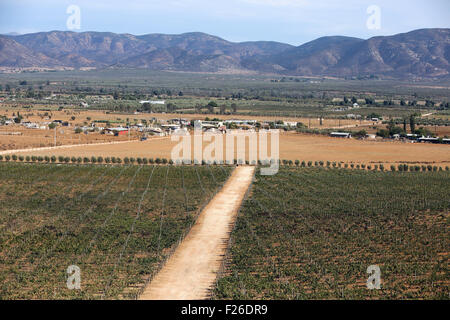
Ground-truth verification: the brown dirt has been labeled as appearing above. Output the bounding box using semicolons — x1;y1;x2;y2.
139;166;255;300
10;132;450;166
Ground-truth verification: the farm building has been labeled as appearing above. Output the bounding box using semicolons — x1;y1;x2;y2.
417;137;440;144
330;132;352;138
105;127;129;136
139;100;165;105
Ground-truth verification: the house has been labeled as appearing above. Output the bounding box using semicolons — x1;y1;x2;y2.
417;137;440;144
105;127;129;136
145;127;166;136
140;100;165;105
330;132;352;138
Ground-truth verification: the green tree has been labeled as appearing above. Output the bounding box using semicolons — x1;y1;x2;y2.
409;114;416;133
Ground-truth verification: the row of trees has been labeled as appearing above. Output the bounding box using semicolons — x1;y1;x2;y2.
1;154;448;172
194;101;238;114
377;115;421;137
0;155;175;165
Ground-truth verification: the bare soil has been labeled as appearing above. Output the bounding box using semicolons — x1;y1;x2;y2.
138;166;255;300
10;132;450;166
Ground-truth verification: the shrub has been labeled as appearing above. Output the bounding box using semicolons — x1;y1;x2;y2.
155;158;161;164
374;165;378;171
350;164;354;169
427;165;433;172
367;165;371;170
25;156;30;162
124;157;130;164
379;164;384;171
149;158;155;164
390;165;396;171
19;156;24;162
77;157;82;164
432;166;438;172
116;158;122;164
137;157;143;164
332;162;337;168
105;157;111;164
12;154;17;161
83;157;90;163
398;165;403;172
314;161;318;167
415;166;420;172
142;158;148;165
295;160;300;166
319;161;324;167
162;158;168;164
301;161;306;167
169;159;174;165
361;164;366;169
5;155;10;161
111;157;117;164
326;161;331;167
307;161;312;167
58;156;64;163
71;157;77;163
64;157;70;163
97;157;104;164
38;156;44;162
90;156;96;163
356;164;360;169
421;165;427;172
51;156;56;163
446;166;449;171
0;155;3;161
344;163;349;168
130;157;135;164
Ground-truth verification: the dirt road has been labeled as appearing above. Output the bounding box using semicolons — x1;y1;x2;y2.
139;166;255;300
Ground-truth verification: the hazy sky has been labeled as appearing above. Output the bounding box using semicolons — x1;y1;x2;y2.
1;0;449;45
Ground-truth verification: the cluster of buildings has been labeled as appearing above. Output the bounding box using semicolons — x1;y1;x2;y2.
83;118;301;138
0;118;69;130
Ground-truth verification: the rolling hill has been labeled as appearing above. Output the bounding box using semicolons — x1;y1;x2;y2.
1;28;449;78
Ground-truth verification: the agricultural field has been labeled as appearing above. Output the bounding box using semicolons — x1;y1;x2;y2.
9;132;450;168
214;167;449;299
0;162;231;299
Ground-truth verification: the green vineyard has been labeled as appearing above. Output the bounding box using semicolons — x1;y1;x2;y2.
214;167;449;299
0;163;231;299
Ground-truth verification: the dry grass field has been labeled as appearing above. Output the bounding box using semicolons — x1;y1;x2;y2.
0;127;133;150
8;132;449;167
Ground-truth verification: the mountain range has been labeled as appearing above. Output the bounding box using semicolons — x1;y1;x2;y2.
1;28;449;79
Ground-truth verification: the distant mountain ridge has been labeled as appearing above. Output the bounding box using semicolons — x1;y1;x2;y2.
1;28;449;78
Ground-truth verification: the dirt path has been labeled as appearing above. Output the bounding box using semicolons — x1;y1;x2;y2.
0;137;168;156
139;166;255;300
